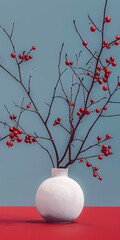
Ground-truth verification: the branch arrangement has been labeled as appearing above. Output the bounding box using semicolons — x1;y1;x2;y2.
0;0;120;181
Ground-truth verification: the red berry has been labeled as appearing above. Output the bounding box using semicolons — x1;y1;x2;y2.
103;77;108;83
24;55;30;61
106;58;110;63
82;41;88;47
32;138;37;142
105;16;111;23
97;136;102;141
106;44;111;49
117;82;120;86
94;166;99;171
103;105;107;110
86;162;91;167
57;117;61;122
106;134;111;139
79;108;84;113
29;55;33;59
65;60;73;66
103;85;109;91
29;139;32;144
110;56;114;62
98;80;103;85
13;114;17;119
112;61;117;67
108;150;112;155
13;131;18;136
98;155;103;160
116;35;120;40
98;176;102;181
27;134;32;138
71;102;75;107
32;45;37;50
108;145;112;149
77;111;81;116
104;151;109;156
85;108;90;115
11;52;16;58
13;126;18;131
9;133;14;139
17;137;22;142
90;25;96;32
18;54;23;59
24;139;29;143
9;127;13;132
96;66;101;70
10;115;13;120
103;40;108;46
95;108;100;113
26;104;31;109
55;119;59;125
6;140;13;147
80;158;84;162
114;40;119;46
95;71;100;76
90;98;94;104
102;144;107;149
93;172;98;177
17;129;22;134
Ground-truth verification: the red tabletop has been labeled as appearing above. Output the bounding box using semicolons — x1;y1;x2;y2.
0;207;119;240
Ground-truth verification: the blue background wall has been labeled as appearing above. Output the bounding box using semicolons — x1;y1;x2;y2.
0;0;120;206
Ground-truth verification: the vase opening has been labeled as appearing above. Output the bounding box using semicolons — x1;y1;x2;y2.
52;168;68;177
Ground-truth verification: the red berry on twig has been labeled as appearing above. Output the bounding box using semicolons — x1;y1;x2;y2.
85;108;91;115
94;166;99;171
114;40;119;46
11;52;16;58
79;108;84;113
32;45;37;50
86;162;91;167
65;60;73;66
112;61;117;67
103;85;109;91
17;137;22;142
103;105;107;110
26;104;31;109
18;54;24;59
90;25;96;32
96;66;101;70
93;172;98;177
90;98;94;104
98;155;103;160
82;41;88;47
106;133;111;139
95;108;100;113
105;16;111;23
97;136;102;141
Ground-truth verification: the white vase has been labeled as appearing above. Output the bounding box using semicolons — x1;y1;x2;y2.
35;168;84;222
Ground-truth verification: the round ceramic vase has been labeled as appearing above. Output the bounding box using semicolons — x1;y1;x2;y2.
35;168;84;222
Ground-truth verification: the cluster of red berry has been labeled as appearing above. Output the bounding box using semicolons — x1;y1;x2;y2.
53;117;61;126
82;16;112;47
6;125;23;147
9;114;17;120
80;158;102;180
11;45;37;61
100;144;112;157
65;60;73;66
24;134;36;144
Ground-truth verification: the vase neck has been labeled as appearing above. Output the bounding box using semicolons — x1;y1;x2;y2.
52;168;68;177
